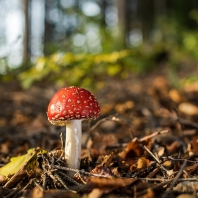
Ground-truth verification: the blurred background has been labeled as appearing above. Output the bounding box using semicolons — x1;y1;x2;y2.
0;0;198;90
1;0;198;158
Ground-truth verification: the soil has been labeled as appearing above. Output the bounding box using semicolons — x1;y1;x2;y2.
1;69;198;198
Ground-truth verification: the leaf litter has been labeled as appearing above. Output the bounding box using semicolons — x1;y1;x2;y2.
1;76;198;197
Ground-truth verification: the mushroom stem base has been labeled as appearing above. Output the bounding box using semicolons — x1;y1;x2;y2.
65;120;82;170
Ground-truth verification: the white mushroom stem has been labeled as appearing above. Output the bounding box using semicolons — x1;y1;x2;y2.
65;120;82;170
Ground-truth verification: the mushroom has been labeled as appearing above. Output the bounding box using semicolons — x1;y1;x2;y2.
47;86;100;170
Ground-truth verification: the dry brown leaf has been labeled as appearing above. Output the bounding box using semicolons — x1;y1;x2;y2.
42;190;81;198
136;157;150;170
100;103;114;114
90;151;116;177
122;138;145;159
129;157;150;172
73;173;88;184
91;165;113;177
177;194;196;198
184;81;198;92
173;182;198;194
119;159;137;171
87;177;138;189
80;149;93;168
115;100;134;113
87;188;103;198
166;140;182;155
190;135;198;156
0;140;12;155
146;167;160;178
90;132;118;157
25;114;47;135
163;160;174;170
31;186;43;198
185;163;198;175
10;110;31;126
0;174;6;185
169;89;183;103
139;188;155;198
178;102;198;116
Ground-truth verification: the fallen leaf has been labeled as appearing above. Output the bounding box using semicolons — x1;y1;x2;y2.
91;165;113;178
136;157;150;170
0;147;47;188
122;138;145;159
169;89;183;103
178;102;198;116
87;177;138;189
139;188;155;198
87;188;103;198
190;135;198;156
173;182;198;194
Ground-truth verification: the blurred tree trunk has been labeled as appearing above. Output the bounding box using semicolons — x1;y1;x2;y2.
43;0;55;55
100;0;107;27
116;0;127;46
23;0;30;61
154;0;166;17
138;0;154;40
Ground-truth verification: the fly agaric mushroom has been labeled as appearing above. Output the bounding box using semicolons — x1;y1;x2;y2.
47;86;100;170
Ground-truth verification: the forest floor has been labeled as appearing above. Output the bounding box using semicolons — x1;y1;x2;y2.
1;67;198;198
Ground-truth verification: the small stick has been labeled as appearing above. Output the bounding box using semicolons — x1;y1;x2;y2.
89;114;120;132
136;180;173;197
167;156;198;164
139;143;168;173
52;165;113;178
161;160;187;198
139;177;198;182
140;129;170;142
178;117;198;129
54;173;69;190
168;160;187;190
42;173;47;189
6;188;20;198
58;171;83;186
60;132;64;150
33;179;44;191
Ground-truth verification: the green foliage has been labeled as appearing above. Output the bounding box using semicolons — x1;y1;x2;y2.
182;31;198;59
149;15;198;88
19;49;152;89
3;11;198;90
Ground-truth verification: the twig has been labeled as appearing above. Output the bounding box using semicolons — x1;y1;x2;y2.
139;177;198;182
178;117;198;129
54;173;69;190
139;129;170;142
33;179;44;191
41;173;47;189
161;160;187;198
52;165;112;178
139;143;168;173
136;180;173;197
58;171;82;187
167;156;198;164
6;188;20;198
169;160;187;190
89;114;120;132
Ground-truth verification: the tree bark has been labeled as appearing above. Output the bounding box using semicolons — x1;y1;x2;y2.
23;0;30;61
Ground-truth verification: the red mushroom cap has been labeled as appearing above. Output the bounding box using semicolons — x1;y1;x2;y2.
47;86;100;126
